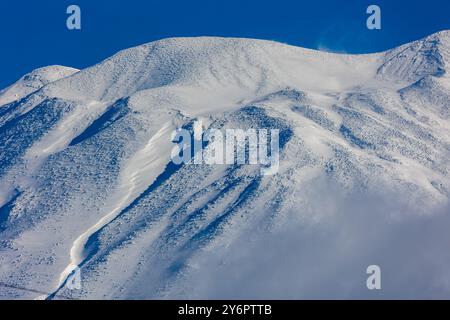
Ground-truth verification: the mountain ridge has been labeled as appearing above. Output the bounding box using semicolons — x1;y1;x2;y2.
0;65;79;106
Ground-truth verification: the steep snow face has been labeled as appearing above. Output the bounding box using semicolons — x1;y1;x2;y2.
0;66;79;106
0;31;450;299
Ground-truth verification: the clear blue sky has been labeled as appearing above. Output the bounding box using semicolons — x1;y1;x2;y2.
1;0;450;88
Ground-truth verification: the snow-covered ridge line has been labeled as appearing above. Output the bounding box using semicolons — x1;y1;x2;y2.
2;30;444;107
0;30;449;299
46;121;175;299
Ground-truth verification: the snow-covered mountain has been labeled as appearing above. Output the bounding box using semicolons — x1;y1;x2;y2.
0;66;79;106
0;31;449;299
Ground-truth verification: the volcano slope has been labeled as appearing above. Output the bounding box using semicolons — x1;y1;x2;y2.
0;31;450;299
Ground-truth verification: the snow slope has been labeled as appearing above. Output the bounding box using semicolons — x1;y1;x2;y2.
0;31;450;299
0;65;79;106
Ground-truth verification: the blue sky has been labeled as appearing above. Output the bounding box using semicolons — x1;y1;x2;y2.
1;0;449;88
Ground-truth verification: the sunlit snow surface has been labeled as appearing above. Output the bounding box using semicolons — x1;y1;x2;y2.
0;31;450;299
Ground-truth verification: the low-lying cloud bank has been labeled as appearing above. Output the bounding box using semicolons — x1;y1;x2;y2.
166;181;450;299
